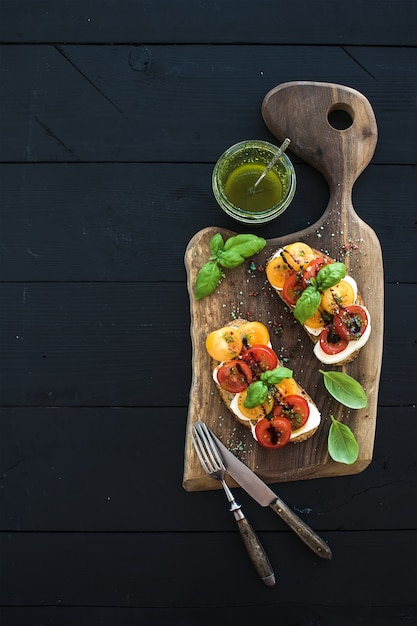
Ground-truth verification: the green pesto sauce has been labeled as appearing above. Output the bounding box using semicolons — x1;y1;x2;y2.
224;163;283;213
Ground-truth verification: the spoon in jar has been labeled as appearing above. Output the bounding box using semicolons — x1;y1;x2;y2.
248;137;291;194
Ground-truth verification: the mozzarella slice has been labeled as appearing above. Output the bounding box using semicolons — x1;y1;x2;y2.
230;393;321;443
313;309;372;365
303;323;324;337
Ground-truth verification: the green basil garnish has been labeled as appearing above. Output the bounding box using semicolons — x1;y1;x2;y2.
218;234;266;269
222;233;267;256
209;232;224;258
315;262;346;291
216;248;247;269
328;415;359;464
194;233;266;300
293;260;347;324
195;261;223;301
320;370;368;409
294;285;321;324
260;367;293;385
244;367;293;409
244;380;269;409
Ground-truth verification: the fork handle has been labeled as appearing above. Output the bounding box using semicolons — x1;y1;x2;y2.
234;516;276;586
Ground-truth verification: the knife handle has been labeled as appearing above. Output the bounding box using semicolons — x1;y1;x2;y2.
270;498;332;560
234;514;276;586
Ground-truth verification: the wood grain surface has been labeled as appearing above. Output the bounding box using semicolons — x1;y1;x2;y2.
183;83;384;491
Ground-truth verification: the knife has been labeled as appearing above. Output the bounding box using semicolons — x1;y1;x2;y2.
209;428;332;560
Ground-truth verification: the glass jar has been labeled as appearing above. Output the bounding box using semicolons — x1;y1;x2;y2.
212;140;296;225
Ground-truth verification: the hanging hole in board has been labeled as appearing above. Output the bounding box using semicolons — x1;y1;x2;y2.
327;104;354;130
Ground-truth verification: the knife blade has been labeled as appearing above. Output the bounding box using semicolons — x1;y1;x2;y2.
209;427;332;560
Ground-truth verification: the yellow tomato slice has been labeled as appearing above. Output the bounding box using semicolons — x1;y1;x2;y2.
236;390;274;421
266;243;315;289
275;377;299;399
283;242;315;270
266;253;294;289
205;327;243;361
320;280;355;314
238;321;270;346
304;307;327;329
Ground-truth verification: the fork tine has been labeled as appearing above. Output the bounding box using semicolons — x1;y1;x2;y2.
191;430;212;473
195;422;225;470
192;425;221;475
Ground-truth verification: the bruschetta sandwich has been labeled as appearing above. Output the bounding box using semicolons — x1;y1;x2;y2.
265;242;371;365
205;320;321;450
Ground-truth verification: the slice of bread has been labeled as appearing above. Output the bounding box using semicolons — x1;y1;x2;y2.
265;244;371;366
210;319;321;445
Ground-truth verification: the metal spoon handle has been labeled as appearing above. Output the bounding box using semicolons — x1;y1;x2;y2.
251;137;291;190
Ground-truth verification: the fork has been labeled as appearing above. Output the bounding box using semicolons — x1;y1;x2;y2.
192;421;275;586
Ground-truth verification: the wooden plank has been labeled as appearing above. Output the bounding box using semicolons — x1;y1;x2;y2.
0;283;191;407
0;45;415;163
0;406;415;532
0;283;414;408
1;605;415;626
0;162;326;281
0;530;415;606
0;163;415;283
0;0;416;45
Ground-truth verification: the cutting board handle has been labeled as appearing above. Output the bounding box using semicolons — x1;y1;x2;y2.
262;81;378;223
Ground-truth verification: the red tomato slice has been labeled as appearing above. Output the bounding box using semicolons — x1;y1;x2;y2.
274;394;310;430
216;360;253;393
319;324;349;355
282;273;304;306
333;305;368;341
301;257;332;288
255;416;292;449
241;344;279;372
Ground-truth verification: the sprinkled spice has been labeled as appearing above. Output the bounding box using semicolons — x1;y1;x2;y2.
342;242;359;253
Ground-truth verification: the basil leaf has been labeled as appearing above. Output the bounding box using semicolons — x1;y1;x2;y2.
260;367;293;385
316;262;346;291
328;415;359;464
195;261;222;300
223;234;266;258
223;234;254;250
294;285;321;324
244;380;268;409
193;232;265;299
209;233;224;259
320;370;368;409
217;248;246;269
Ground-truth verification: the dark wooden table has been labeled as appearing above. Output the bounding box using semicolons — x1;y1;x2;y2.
0;2;416;625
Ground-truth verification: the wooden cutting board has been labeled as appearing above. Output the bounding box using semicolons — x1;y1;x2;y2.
183;82;384;491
